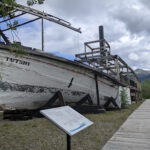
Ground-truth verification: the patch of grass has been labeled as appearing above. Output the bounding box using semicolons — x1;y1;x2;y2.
0;102;142;150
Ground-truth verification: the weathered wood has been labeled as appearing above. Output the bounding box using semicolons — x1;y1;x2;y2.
0;30;10;44
76;94;93;106
0;12;26;24
95;74;100;106
73;105;105;114
104;97;120;110
75;27;141;99
0;45;124;110
0;2;81;33
102;99;150;150
2;17;41;32
40;91;66;109
3;110;33;120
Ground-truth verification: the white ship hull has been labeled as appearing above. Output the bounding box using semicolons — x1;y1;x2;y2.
0;45;125;110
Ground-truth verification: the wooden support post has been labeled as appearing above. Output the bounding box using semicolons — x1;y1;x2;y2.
115;58;120;81
40;91;65;109
127;67;130;87
76;94;93;106
0;29;10;44
95;74;100;106
133;76;138;102
104;97;120;110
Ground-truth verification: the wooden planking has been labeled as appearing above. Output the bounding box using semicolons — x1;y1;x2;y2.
102;99;150;150
0;48;122;110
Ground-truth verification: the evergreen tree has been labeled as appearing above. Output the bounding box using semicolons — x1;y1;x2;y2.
120;88;129;109
142;80;150;99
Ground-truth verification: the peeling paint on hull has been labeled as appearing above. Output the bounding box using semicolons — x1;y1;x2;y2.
0;46;123;110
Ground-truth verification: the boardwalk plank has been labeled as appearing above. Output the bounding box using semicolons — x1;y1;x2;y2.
102;99;150;150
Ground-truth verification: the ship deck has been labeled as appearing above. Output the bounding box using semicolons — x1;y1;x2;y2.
0;43;124;87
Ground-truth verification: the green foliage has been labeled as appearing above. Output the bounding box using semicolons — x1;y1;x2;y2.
6;20;18;30
0;0;16;18
27;0;45;6
0;0;45;30
10;42;28;56
0;0;45;8
142;80;150;99
120;88;129;109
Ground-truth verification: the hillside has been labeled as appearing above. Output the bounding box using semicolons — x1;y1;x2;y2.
135;69;150;82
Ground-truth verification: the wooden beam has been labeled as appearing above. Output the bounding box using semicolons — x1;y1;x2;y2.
0;12;26;24
2;17;41;32
0;29;10;44
0;2;81;33
85;43;93;50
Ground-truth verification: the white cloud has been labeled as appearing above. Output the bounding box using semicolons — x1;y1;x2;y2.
128;53;139;61
9;0;150;70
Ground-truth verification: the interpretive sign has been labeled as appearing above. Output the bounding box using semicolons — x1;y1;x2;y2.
40;106;93;136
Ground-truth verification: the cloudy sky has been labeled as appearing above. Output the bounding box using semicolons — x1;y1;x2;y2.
3;0;150;70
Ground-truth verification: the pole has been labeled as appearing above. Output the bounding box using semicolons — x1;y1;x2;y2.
67;134;71;150
95;74;100;106
42;18;44;51
99;26;104;56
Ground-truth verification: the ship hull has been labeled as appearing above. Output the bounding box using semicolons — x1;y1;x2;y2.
0;46;124;110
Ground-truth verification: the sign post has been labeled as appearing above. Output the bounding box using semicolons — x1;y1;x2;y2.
67;134;71;150
40;106;93;150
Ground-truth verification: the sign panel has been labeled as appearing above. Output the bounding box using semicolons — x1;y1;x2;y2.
40;106;93;136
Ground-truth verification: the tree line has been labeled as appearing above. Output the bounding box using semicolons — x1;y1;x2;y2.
142;80;150;99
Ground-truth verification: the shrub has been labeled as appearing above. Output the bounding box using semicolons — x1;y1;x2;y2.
120;88;129;109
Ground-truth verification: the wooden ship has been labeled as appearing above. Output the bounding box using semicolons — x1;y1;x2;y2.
0;3;141;116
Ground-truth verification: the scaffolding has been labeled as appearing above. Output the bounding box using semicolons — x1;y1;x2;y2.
75;26;141;102
0;2;81;51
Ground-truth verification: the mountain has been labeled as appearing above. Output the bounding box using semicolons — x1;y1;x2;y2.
135;69;150;82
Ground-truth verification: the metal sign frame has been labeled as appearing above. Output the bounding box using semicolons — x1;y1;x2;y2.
40;106;93;150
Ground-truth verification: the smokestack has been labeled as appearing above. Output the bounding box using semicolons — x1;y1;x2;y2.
99;26;105;55
99;26;104;41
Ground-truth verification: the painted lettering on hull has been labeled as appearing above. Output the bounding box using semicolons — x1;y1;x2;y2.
6;57;30;66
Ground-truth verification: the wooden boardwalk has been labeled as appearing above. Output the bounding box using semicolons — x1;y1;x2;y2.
102;99;150;150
